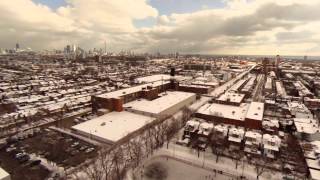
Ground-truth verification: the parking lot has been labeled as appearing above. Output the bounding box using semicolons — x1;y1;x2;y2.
0;142;50;180
22;128;98;169
0;127;98;180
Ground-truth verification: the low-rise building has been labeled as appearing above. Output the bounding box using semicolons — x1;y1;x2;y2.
183;120;200;139
228;127;245;150
262;134;281;158
244;131;262;155
72;111;155;144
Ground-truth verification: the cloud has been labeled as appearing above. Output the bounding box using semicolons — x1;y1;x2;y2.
0;0;157;50
276;31;314;41
0;0;320;55
139;1;320;55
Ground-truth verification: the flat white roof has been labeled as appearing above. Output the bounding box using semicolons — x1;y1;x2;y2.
136;74;191;83
229;79;247;92
309;168;320;180
217;92;245;104
0;167;9;179
136;74;171;83
245;131;262;139
275;81;287;96
245;102;264;121
198;103;249;121
265;77;272;90
72;111;155;143
96;80;170;99
124;91;195;115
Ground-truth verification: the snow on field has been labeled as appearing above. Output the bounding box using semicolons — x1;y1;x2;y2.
134;156;230;180
129;141;283;180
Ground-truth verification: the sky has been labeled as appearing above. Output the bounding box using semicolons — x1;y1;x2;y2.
1;0;320;55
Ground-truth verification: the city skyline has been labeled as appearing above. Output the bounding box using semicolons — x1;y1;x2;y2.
1;0;320;55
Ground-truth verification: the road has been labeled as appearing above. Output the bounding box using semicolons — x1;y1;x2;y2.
252;73;265;102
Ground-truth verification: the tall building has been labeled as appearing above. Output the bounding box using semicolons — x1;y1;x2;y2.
65;45;71;54
276;55;280;67
16;43;20;50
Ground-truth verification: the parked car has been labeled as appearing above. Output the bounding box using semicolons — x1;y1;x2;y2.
85;147;95;153
6;137;18;144
71;142;79;147
15;152;26;159
28;160;41;167
18;154;30;163
176;138;190;146
6;146;17;152
70;150;79;156
79;146;88;151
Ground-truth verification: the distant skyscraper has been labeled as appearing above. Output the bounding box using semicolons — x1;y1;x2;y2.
104;40;107;54
66;45;71;54
16;43;20;49
304;55;308;61
276;55;280;67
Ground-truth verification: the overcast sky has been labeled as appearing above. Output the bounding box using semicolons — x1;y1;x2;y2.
1;0;320;55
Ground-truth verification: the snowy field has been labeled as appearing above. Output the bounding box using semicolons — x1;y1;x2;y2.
134;156;230;180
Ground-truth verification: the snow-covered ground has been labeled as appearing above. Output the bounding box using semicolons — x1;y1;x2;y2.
132;156;231;180
129;140;283;180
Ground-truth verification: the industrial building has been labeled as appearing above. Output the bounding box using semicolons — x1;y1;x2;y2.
72;111;155;144
74;82;196;144
92;81;171;112
124;91;196;117
196;101;264;130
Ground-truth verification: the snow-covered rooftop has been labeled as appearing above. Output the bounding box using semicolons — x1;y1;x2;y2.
214;124;228;133
275;81;287;97
72;111;155;143
262;134;281;151
264;77;272;90
136;74;191;83
228;127;245;143
198;122;214;136
97;80;170;99
186;120;201;127
0;167;10;180
217;92;245;104
245;131;262;139
197;103;249;121
245;102;264;121
124;91;195;116
294;120;320;134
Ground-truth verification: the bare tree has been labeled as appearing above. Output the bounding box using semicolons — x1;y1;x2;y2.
81;161;104;180
111;146;127;180
210;133;228;163
141;131;152;158
97;150;113;180
181;106;192;124
130;139;143;167
230;149;244;169
254;157;268;180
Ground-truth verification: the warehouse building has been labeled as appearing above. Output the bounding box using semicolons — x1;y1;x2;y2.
195;101;264;130
92;81;171;112
124;91;196;117
72;111;155;144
